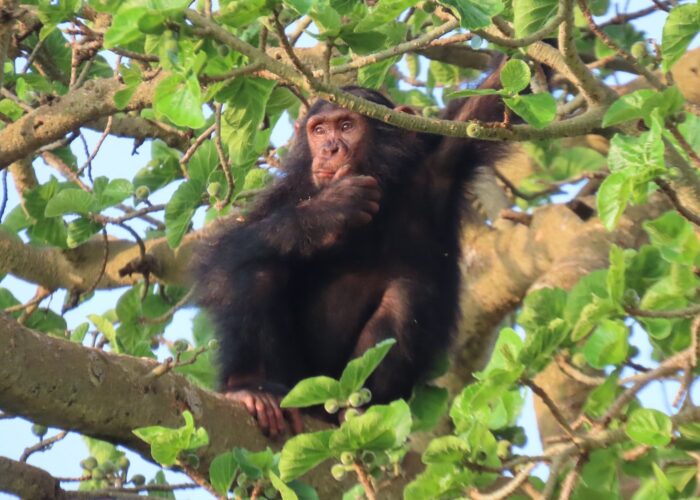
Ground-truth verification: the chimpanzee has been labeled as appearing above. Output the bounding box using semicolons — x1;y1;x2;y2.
195;70;505;436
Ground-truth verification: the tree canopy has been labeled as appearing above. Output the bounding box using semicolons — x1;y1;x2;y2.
1;0;700;499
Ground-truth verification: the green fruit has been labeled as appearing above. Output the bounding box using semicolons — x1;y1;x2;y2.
340;451;355;465
324;399;340;414
101;461;116;474
331;464;346;481
348;392;363;408
622;289;640;307
174;339;190;352
512;427;527;447
263;485;278;498
631;41;647;60
234;486;247;497
117;456;130;471
207;182;222;198
361;451;375;464
92;468;106;480
470;35;483;49
422;1;436;13
344;408;359;421
359;388;372;404
131;474;146;486
216;44;230;57
134;186;150;201
80;457;98;471
237;472;249;486
31;424;48;438
207;339;220;350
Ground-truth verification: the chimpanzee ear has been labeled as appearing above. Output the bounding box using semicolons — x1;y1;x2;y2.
294;121;301;136
394;105;417;115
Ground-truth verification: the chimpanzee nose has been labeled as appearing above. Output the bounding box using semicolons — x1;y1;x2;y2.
323;141;341;156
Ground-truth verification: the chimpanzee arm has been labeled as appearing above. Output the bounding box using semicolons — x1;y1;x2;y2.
349;277;455;403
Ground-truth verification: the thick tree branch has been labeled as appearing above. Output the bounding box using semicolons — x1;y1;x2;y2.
0;75;164;169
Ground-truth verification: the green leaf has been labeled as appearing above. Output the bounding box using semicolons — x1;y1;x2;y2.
94;178;134;209
355;0;414;31
662;3;700;71
44;189;98;216
503;93;556;128
280;376;341;409
339;339;396;395
209;451;238;495
67;218;103;248
284;0;312;15
330;400;411;451
422;436;468;464
88;314;120;353
583;373;620;418
358;57;399;89
279;430;334;482
186;141;219;184
165;180;203;248
513;0;557;38
607;244;626;303
603;88;685;127
439;0;505;29
154;74;205;129
625;408;673;447
499;59;530;94
220;77;276;165
269;471;299;500
70;322;90;343
133;411;209;466
597;170;632;231
644;211;700;265
103;7;147;48
583;319;629;369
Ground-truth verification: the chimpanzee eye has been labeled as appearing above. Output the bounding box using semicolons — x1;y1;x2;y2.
341;121;353;131
313;125;325;135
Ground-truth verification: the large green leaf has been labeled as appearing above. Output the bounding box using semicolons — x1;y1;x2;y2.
165;180;203;248
439;0;505;29
279;431;334;482
662;3;700;71
625;408;673;447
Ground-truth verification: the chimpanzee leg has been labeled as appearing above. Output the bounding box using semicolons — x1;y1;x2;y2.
351;278;452;404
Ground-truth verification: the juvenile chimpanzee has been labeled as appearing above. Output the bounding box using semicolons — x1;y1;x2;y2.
195;71;505;436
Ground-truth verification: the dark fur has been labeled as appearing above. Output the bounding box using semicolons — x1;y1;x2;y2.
195;80;504;403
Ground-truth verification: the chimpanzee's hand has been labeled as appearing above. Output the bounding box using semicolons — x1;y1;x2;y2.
308;175;382;230
224;389;304;438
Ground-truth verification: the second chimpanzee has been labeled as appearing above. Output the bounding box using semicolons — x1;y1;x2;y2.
195;71;505;436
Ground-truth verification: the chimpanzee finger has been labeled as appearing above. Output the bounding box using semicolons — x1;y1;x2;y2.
347;211;373;226
270;395;289;436
286;407;304;435
254;397;271;435
263;393;285;437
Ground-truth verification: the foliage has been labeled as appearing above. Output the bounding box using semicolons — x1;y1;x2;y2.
1;0;700;499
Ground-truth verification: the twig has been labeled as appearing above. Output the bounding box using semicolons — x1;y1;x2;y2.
493;167;562;201
578;0;665;91
214;103;234;208
674;315;700;407
140;289;193;325
542;455;565;500
272;10;317;86
180;123;216;177
20;431;69;462
289;16;312;46
0;169;7;222
555;355;606;386
600;349;691;427
77;116;113;176
560;454;586;500
86;228;109;295
599;1;671;28
469;462;538;500
523;378;578;441
655;178;700;226
474;11;564;49
4;288;51;314
353;462;376;500
625;303;700;319
669;124;700;170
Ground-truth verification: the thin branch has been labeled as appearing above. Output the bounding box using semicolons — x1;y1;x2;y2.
599;1;671;28
578;0;665;91
272;10;317;87
524;378;578;441
559;454;586;500
626;302;700;319
474;12;564;49
469;462;538;500
214;103;234;208
669;124;700;170
655;178;700;226
20;431;69;462
180;123;216;177
352;462;377;500
77;116;113;176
